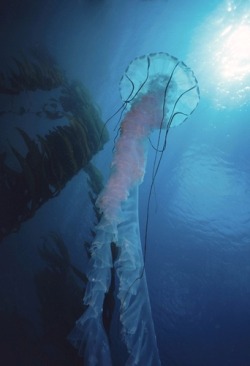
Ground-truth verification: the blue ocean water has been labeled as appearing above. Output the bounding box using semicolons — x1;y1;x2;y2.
0;0;250;365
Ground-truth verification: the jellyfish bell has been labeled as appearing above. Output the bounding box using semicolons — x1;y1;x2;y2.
69;52;199;366
120;52;199;129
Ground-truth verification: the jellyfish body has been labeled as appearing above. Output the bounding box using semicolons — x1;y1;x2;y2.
69;53;200;365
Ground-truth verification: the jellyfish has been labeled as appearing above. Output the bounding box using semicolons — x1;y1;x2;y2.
69;52;200;366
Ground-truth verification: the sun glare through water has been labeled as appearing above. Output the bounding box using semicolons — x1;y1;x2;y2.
218;24;250;81
188;0;250;109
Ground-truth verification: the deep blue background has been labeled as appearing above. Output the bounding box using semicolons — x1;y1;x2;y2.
0;1;250;365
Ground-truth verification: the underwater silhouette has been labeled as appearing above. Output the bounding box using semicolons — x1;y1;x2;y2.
0;50;109;242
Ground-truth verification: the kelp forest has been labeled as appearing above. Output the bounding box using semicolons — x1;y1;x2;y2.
0;48;109;365
0;47;108;242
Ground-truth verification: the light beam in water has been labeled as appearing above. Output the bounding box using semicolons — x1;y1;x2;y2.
188;0;250;108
